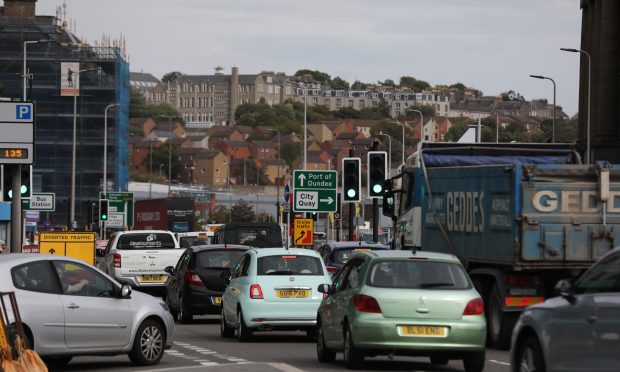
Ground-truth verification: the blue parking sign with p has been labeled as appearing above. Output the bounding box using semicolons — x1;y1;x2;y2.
16;104;32;120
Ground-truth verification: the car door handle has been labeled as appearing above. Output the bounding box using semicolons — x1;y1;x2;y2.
67;303;79;309
587;315;597;323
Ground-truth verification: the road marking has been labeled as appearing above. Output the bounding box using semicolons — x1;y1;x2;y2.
168;341;252;367
490;359;511;366
267;363;308;372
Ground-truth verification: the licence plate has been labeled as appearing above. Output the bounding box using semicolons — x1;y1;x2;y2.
139;275;165;283
276;289;310;298
399;325;447;337
212;296;222;305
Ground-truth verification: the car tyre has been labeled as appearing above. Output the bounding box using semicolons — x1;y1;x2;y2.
343;325;363;369
179;296;193;324
430;356;449;365
316;320;336;363
463;350;485;372
237;308;252;342
489;283;517;350
220;306;234;338
128;319;166;366
515;337;546;372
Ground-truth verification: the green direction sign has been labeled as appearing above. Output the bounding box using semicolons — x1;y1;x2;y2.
100;192;134;227
293;170;337;212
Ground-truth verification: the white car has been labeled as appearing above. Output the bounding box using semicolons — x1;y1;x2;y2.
97;230;182;295
0;254;175;367
175;231;213;248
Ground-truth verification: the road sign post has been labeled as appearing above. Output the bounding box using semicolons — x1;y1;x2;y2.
293;170;337;213
100;192;134;230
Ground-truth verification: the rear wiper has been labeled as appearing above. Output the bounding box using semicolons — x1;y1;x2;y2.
266;270;294;275
419;282;454;288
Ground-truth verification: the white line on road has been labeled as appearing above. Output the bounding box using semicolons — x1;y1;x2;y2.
490;359;511;366
267;362;308;372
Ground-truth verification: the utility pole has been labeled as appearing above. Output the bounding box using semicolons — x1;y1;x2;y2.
372;141;379;242
348;148;355;241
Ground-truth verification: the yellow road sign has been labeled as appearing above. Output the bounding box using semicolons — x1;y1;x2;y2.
294;218;314;246
39;232;96;265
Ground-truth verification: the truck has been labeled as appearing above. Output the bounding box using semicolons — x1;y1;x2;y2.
383;142;620;349
134;197;195;232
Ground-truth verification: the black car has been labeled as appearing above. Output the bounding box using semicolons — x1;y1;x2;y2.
212;222;283;248
164;244;251;323
314;241;389;275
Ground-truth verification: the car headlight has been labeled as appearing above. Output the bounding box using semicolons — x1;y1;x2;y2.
159;301;170;313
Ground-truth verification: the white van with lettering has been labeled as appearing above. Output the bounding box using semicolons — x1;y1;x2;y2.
97;230;181;296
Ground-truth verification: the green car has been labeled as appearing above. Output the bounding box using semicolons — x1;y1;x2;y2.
316;250;486;371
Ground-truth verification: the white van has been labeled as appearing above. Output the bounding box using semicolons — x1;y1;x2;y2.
97;230;182;295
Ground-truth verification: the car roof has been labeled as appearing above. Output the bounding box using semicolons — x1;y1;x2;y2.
0;253;93;266
189;244;252;253
356;250;460;262
116;230;173;235
251;248;321;258
324;241;389;250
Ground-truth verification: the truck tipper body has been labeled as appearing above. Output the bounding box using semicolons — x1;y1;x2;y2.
383;143;620;348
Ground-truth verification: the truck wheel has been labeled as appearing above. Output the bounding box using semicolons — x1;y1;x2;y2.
488;283;517;350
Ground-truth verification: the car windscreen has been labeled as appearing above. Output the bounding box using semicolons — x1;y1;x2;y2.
115;233;176;250
257;255;324;276
179;236;210;248
333;248;385;264
196;249;245;269
368;260;470;289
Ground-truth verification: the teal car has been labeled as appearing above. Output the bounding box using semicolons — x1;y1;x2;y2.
316;250;486;371
221;248;332;342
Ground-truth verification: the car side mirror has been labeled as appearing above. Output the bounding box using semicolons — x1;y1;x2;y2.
318;284;331;294
121;284;132;298
221;270;232;284
382;188;396;221
95;249;105;257
555;279;575;304
164;266;175;275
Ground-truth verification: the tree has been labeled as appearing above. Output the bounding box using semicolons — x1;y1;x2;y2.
399;76;431;91
380;79;396;88
405;104;436;119
130;87;146;118
294;69;331;83
501;90;525;101
210;205;230;224
281;141;301;167
331;76;350;90
162;71;183;83
143;143;180;182
334;107;360;119
446;123;470;142
231;200;255;222
142;103;180;118
351;81;368;90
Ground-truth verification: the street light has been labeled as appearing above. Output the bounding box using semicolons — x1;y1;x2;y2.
377;131;391;177
102;103;120;239
393;120;406;165
23;39;55;100
156;115;179;195
529;74;556;143
265;128;282;225
410;109;424;145
295;81;311;169
70;67;99;228
159;163;164;177
561;47;591;164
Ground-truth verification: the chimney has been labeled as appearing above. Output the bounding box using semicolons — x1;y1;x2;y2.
3;0;37;17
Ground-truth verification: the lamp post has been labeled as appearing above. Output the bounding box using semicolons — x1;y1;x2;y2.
159;164;164;177
561;48;591;164
394;120;406;165
265;128;282;225
70;68;98;228
23;39;55;100
156;115;178;194
103;103;119;198
410;109;424;144
148;142;153;199
303;84;307;170
529;74;556;143
378;132;391;177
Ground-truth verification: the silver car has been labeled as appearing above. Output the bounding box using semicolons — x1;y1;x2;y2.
510;246;620;372
0;254;175;367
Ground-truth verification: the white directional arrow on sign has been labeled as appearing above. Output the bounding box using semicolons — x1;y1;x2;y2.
320;196;334;204
298;173;306;187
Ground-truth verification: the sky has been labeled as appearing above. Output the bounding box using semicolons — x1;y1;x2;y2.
37;0;583;115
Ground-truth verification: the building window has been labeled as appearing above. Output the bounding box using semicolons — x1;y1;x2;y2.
325;99;330;105
359;100;365;108
313;97;318;104
348;100;354;107
336;98;341;107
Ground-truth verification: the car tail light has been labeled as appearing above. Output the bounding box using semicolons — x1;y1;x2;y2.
353;294;382;313
250;284;264;299
326;265;339;274
463;298;484;315
113;253;122;268
186;269;205;286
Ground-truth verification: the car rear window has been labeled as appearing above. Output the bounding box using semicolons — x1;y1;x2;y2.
197;249;244;269
116;233;176;250
368;260;470;289
257;255;324;276
333;248;383;264
179;236;210;248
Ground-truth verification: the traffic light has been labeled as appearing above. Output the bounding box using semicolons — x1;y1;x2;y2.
342;157;361;202
311;212;318;222
367;151;387;198
99;199;109;221
3;165;31;200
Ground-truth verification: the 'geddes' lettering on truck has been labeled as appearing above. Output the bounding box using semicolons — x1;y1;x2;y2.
532;190;620;213
446;191;485;233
